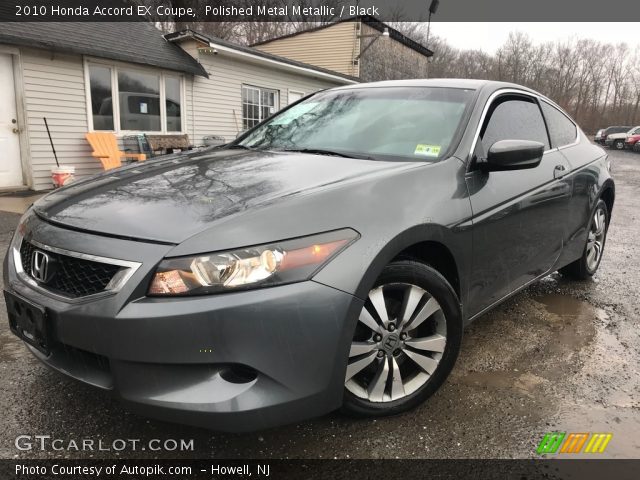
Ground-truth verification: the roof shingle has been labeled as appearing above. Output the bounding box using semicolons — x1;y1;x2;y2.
0;22;207;76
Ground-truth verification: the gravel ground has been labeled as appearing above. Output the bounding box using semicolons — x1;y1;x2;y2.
0;149;638;460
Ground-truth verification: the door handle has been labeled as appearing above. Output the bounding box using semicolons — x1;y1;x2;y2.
554;164;568;179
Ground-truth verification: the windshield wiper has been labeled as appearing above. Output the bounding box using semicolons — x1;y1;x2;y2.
281;148;374;160
227;144;256;150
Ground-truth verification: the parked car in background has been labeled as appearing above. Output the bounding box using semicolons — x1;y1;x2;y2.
604;126;638;149
594;129;605;144
600;126;631;146
4;80;615;431
634;138;640;153
624;133;640;151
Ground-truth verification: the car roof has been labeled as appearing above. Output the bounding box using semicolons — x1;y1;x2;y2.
328;78;540;93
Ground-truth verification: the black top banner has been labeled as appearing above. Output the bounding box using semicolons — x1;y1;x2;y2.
1;0;640;22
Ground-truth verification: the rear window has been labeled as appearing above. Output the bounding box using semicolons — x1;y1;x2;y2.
540;101;577;148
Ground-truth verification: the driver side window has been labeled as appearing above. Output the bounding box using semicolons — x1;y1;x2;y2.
480;96;550;154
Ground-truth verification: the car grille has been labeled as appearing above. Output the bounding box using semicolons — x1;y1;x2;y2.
19;240;122;298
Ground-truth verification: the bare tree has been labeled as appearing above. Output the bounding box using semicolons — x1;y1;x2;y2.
420;32;640;132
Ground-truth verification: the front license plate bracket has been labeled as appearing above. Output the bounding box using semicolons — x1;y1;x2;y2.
4;290;50;355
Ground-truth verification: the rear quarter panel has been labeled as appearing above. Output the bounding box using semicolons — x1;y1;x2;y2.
556;137;613;268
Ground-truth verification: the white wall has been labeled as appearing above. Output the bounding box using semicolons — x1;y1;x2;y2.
254;21;360;78
20;48;99;190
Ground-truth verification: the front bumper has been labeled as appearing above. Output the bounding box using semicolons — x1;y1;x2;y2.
3;216;362;432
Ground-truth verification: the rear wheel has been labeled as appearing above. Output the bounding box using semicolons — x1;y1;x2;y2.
342;260;462;417
560;199;609;280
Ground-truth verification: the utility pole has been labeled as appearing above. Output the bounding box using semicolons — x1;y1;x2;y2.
425;0;440;51
425;0;440;78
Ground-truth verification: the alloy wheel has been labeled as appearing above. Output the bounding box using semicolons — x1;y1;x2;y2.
345;283;447;403
586;205;607;271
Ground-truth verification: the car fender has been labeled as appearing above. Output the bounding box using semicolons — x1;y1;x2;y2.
314;222;469;306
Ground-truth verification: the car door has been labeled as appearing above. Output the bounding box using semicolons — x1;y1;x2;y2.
465;92;572;317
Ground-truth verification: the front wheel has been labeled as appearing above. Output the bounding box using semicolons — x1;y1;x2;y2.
341;260;462;417
614;139;625;150
560;199;609;280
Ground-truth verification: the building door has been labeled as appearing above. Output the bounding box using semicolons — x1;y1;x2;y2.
288;90;305;105
0;53;24;188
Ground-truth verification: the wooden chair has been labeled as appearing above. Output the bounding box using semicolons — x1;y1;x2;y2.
85;132;146;170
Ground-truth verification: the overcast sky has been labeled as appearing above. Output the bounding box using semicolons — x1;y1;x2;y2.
428;23;640;52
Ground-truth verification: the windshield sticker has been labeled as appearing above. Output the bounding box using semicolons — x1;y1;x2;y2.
414;144;441;157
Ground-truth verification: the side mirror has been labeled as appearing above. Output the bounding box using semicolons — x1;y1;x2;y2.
479;139;544;172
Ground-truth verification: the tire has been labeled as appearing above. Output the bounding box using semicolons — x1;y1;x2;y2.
614;139;625;150
341;260;462;417
560;199;609;280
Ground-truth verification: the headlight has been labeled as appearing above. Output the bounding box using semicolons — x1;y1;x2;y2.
148;229;359;296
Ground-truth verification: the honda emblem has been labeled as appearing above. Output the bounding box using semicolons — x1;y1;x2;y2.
31;250;51;283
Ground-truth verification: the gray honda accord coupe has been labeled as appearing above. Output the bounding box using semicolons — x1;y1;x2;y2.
3;79;614;431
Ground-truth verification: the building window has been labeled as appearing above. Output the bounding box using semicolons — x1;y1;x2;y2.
165;76;182;132
118;70;161;131
89;65;114;131
242;85;279;130
87;62;183;133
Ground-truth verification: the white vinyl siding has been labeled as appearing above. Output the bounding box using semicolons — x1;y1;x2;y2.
254;22;360;78
20;48;98;191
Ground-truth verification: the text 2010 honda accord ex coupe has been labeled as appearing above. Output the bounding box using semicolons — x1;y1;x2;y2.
3;80;613;431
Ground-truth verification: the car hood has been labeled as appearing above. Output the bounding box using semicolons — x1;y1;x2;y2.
33;149;417;244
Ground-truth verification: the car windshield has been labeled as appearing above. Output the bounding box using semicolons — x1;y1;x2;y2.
237;87;475;161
